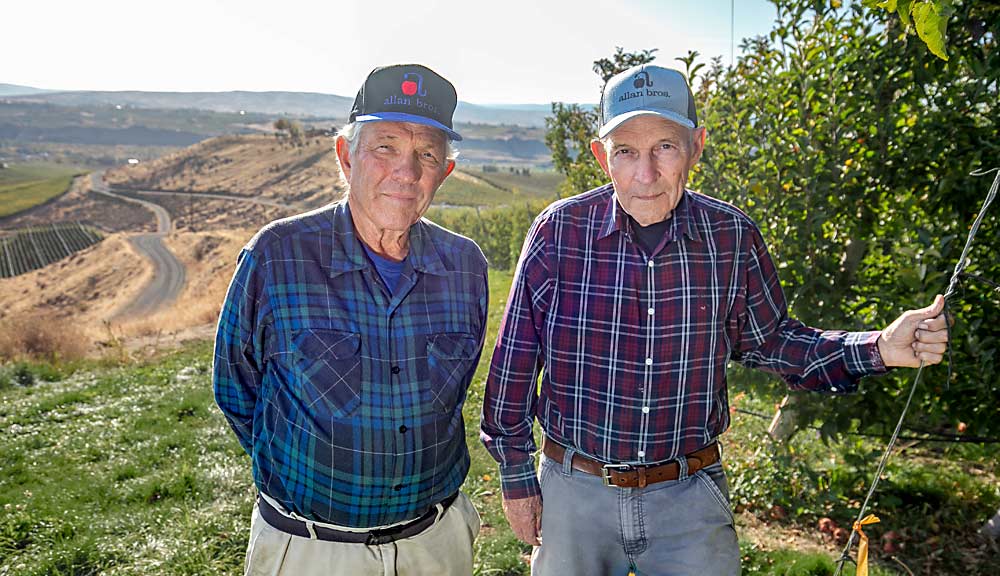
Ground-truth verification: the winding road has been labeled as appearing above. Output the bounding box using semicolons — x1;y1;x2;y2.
114;188;310;211
90;173;187;319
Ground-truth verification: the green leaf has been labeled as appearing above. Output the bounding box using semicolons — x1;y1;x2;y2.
911;1;949;60
896;0;914;28
875;0;897;10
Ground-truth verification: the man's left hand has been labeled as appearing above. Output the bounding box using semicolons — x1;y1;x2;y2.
878;294;950;367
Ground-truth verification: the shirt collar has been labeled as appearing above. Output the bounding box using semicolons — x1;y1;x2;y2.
329;200;448;277
597;186;702;243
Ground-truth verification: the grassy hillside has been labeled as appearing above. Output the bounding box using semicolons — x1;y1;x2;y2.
435;168;564;206
0;164;83;219
1;269;996;575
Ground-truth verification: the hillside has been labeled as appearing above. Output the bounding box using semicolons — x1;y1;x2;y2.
0;228;250;351
106;134;340;205
0;174;156;233
104;133;561;227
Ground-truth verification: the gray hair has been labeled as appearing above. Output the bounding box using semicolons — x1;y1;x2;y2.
335;121;459;189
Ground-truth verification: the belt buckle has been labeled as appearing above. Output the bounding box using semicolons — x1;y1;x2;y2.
366;529;391;546
601;463;632;486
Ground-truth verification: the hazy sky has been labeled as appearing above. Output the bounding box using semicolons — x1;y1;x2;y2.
5;0;778;104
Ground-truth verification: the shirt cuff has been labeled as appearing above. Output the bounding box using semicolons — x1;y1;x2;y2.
499;461;541;500
843;330;887;376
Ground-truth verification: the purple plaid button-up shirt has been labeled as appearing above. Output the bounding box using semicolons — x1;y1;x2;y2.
481;184;886;500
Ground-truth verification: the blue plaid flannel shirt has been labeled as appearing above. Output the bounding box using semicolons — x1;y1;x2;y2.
213;200;488;528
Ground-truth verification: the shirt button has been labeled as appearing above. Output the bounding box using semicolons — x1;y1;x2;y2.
391;366;400;375
399;425;408;433
647;307;654;316
647;259;654;268
645;357;653;366
642;406;650;414
638;451;646;458
393;484;403;491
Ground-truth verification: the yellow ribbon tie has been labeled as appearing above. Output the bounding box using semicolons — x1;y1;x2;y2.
853;514;881;576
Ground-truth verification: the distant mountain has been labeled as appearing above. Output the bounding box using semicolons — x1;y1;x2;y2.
0;83;55;97
4;84;566;127
10;90;354;118
455;102;551;126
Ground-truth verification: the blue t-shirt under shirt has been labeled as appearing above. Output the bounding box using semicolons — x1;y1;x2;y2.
361;242;406;294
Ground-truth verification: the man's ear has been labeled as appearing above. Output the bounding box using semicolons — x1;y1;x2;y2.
335;136;352;182
688;127;707;170
443;159;456;178
590;139;611;177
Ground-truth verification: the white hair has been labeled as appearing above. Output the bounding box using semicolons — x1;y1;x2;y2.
335;121;459;190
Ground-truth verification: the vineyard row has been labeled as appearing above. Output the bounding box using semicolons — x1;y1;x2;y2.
0;222;104;279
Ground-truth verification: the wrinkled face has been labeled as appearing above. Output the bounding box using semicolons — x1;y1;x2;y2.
337;121;454;233
591;115;705;227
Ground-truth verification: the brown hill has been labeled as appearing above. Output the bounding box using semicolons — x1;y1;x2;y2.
105;133;343;207
0;228;251;357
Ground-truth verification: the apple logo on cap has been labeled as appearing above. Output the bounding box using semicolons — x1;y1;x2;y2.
401;72;426;97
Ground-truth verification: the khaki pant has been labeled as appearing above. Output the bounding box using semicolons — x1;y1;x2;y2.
244;492;481;576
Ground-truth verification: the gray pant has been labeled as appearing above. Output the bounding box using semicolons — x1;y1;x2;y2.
531;449;740;576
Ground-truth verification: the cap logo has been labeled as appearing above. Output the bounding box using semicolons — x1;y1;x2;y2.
632;71;652;89
401;72;427;97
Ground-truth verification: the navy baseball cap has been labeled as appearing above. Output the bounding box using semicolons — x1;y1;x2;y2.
349;64;462;141
598;64;698;138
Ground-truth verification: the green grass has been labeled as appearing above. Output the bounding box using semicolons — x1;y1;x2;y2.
0;164;83;218
740;543;896;576
1;270;997;574
433;168;564;207
465;168;564;199
435;175;512;207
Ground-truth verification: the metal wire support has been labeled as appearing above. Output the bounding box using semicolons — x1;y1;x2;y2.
833;167;999;576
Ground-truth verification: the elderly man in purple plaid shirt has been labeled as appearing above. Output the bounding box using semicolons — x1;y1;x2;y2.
480;65;950;575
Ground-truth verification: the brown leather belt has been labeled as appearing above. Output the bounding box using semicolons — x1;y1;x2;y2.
542;437;720;489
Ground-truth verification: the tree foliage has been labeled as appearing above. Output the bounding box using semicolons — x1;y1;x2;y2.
691;0;999;437
273;118;303;142
544;0;999;437
862;0;973;61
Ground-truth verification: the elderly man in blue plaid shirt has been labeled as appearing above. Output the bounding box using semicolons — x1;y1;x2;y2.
214;64;488;575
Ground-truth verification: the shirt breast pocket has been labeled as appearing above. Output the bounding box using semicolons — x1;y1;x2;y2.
290;329;362;418
425;332;479;414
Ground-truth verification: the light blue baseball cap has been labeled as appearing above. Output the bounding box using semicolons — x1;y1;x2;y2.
598;64;698;138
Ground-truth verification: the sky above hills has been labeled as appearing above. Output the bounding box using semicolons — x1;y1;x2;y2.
6;0;777;105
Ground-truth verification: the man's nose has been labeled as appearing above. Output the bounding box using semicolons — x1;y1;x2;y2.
634;153;658;184
393;152;421;183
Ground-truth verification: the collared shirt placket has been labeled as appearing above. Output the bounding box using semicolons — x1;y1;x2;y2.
636;215;677;466
374;261;422;498
638;252;655;464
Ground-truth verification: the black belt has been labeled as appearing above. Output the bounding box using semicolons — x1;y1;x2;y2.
258;492;458;545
